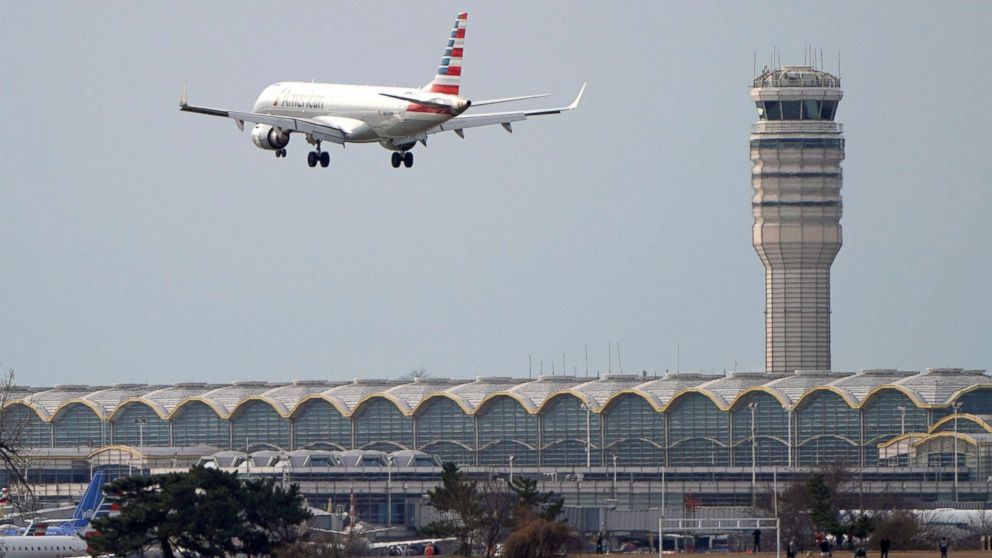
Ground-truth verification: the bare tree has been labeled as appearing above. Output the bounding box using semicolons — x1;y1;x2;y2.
476;478;516;558
0;369;35;515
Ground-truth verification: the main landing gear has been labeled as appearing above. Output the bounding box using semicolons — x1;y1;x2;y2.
306;141;330;168
274;148;287;158
391;151;414;169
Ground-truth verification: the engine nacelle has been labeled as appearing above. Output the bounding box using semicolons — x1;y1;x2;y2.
251;124;290;150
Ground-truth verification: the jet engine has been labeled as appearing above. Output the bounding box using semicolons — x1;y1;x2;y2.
251;124;290;150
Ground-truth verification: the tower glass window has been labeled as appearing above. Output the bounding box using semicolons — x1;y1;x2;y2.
113;402;170;446
293;399;351;450
602;393;664;466
173;400;229;448
231;399;290;450
53;403;103;447
416;397;474;465
353;397;412;451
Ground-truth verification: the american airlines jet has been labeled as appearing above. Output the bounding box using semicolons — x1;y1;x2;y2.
180;12;584;169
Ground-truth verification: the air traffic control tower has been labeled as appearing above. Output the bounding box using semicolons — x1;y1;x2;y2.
750;66;844;374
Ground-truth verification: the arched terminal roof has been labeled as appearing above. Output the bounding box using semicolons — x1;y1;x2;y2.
15;385;107;420
386;378;467;415
8;367;991;421
697;373;786;409
135;383;222;418
444;377;525;411
569;374;648;410
828;369;920;406
894;368;992;406
199;382;286;417
322;379;405;416
762;370;853;407
506;375;586;413
73;384;164;419
262;381;344;417
620;373;712;411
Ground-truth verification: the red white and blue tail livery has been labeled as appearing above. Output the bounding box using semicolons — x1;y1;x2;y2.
427;12;467;95
180;12;584;169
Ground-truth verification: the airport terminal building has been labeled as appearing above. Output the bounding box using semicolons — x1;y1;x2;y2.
7;368;992;525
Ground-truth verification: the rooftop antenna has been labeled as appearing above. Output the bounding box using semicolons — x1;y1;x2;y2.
837;51;841;77
753;50;757;78
820;48;824;71
540;361;543;376
608;343;612;374
562;353;566;377
676;339;680;373
529;353;532;379
616;342;624;374
552;360;555;376
585;342;589;378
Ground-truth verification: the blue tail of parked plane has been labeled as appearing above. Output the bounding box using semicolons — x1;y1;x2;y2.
21;470;109;536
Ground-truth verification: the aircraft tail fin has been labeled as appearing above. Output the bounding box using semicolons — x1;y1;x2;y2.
70;470;106;522
425;12;467;95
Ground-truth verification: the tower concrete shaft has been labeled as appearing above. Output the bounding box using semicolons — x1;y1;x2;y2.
750;66;844;374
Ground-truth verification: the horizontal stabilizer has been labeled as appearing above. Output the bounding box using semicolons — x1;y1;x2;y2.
379;92;452;109
470;93;550;107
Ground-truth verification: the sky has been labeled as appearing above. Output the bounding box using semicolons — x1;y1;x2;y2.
1;2;991;387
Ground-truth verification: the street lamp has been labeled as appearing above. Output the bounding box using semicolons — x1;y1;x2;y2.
387;456;393;527
580;403;592;468
133;417;147;447
508;454;515;484
748;401;759;507
612;454;618;496
897;406;907;436
952;401;963;502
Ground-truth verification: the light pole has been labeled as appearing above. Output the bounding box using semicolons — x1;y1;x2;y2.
387;456;393;527
508;454;515;484
133;417;147;447
612;454;618;496
748;401;759;507
953;401;963;502
897;406;907;435
580;403;592;468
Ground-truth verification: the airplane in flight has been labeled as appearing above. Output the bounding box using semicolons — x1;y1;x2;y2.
180;12;584;169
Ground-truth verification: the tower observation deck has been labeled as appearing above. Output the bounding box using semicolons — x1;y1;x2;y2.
750;66;844;374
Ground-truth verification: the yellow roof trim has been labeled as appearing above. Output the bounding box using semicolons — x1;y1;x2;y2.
228;396;291;419
413;393;475;416
351;393;413;417
728;386;792;409
792;386;859;410
108;397;170;421
290;394;352;418
929;413;992;434
170;396;230;420
50;398;107;421
663;388;730;412
599;389;664;413
3;399;51;421
474;391;538;415
536;390;597;414
859;384;930;409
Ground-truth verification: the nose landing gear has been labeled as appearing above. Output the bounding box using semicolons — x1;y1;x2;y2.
391;151;414;168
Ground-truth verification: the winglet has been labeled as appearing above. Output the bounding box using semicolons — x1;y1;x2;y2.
567;82;587;110
180;80;188;108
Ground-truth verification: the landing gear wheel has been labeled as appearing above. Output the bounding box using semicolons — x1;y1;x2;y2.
391;152;402;168
403;152;414;168
319;151;330;168
307;151;318;167
275;148;287;158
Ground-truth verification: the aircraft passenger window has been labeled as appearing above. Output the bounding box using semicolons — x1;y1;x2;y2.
781;101;801;120
802;100;820;120
764;101;782;120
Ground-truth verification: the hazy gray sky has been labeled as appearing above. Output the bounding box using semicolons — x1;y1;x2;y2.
2;2;990;386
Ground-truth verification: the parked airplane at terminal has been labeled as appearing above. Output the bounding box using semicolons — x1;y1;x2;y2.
180;12;584;168
0;471;108;537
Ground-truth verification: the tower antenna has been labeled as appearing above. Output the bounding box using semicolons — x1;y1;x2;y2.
529;353;532;379
608;343;612;374
616;342;623;374
585;342;589;377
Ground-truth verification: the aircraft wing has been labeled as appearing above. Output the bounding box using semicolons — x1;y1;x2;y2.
179;87;346;145
431;83;585;136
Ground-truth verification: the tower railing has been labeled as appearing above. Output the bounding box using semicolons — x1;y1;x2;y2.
752;121;843;134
